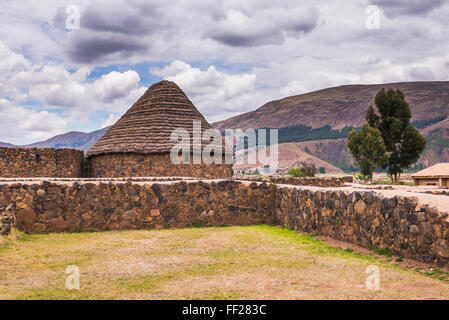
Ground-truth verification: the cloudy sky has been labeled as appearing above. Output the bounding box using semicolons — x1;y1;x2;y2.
1;0;448;144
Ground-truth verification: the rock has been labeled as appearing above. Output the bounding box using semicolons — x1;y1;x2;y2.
15;207;36;228
393;207;401;220
433;239;449;258
400;219;409;233
418;212;427;222
420;222;432;235
433;225;443;238
150;209;160;217
249;183;258;190
354;200;366;214
81;213;92;221
36;189;46;196
123;210;137;221
410;225;419;234
415;203;428;212
33;223;47;233
52;216;68;230
364;192;374;204
73;181;83;189
16;201;28;210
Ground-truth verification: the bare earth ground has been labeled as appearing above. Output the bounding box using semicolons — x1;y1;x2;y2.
1;225;449;300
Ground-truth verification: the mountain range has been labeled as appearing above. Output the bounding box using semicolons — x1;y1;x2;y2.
214;81;449;130
2;81;449;172
0;127;110;151
215;81;449;171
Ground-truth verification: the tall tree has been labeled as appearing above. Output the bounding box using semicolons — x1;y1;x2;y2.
366;89;426;182
366;105;379;127
347;124;388;181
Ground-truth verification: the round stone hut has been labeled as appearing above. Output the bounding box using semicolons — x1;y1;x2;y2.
86;80;233;178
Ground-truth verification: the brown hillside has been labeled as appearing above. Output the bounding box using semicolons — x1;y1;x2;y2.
233;142;343;173
294;139;353;170
214;81;449;131
0;142;15;147
421;117;449;136
419;120;449;167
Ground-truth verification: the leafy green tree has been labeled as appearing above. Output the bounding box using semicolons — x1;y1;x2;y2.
288;162;317;177
288;167;306;177
347;124;388;181
366;89;426;182
366;105;380;127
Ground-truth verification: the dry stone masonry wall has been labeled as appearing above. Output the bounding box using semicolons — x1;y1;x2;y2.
89;152;233;179
275;186;449;266
0;180;275;234
0;147;84;178
1;178;449;267
243;176;354;187
0;207;14;236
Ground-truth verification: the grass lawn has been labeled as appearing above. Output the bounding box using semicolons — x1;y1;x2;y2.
1;225;449;299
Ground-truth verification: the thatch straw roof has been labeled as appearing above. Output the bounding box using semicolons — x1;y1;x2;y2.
87;80;228;157
412;163;449;178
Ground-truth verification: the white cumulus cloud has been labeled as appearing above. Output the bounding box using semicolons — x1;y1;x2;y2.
92;70;140;102
151;60;260;121
0;40;147;144
0;41;30;75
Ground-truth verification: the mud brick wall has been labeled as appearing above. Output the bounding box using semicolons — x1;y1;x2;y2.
89;152;233;179
0;180;275;234
0;147;83;178
275;186;449;267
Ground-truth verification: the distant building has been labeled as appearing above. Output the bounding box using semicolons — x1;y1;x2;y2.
261;165;278;175
87;80;232;178
411;163;449;187
262;165;270;175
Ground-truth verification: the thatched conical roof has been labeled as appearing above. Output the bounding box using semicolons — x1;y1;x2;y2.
87;80;224;156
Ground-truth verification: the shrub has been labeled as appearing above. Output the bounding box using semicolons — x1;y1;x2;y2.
373;247;393;257
288;168;306;177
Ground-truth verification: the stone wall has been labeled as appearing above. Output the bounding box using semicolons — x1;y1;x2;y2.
0;180;275;234
2;178;449;267
89;152;233;179
243;176;354;187
275;186;449;266
0;147;84;178
0;207;14;236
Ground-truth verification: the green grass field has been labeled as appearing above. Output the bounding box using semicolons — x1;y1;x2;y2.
1;225;449;299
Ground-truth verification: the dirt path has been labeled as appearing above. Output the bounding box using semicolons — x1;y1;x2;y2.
1;226;449;300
